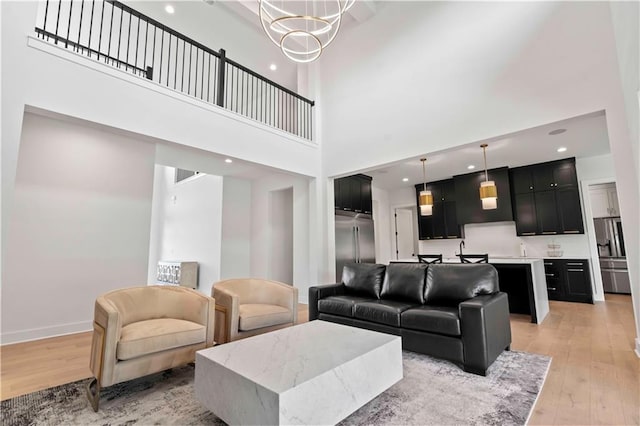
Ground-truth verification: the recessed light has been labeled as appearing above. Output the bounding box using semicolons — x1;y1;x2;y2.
467;165;475;170
165;4;175;14
269;63;277;71
557;147;567;153
549;128;567;136
225;158;233;163
402;178;409;182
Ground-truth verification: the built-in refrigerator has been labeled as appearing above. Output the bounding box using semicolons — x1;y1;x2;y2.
335;210;375;280
594;217;631;294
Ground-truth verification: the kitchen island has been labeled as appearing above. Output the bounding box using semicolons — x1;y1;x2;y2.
392;257;549;324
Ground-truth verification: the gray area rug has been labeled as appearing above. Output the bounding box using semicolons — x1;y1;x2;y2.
1;350;550;426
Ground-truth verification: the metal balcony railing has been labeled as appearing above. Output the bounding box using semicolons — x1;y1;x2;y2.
35;0;315;140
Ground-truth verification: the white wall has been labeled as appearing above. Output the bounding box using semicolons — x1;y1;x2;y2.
608;1;640;354
251;171;310;301
269;187;294;284
220;177;252;279
147;166;223;297
1;1;320;271
372;185;392;265
2;112;155;343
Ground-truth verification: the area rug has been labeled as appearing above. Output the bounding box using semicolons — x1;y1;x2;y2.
1;350;550;426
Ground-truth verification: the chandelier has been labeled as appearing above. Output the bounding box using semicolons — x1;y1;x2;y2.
479;144;498;210
419;158;433;216
259;0;355;63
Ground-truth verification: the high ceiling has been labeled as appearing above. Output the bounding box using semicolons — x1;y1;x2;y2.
362;111;611;190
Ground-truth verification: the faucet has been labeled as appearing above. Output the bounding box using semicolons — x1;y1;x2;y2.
459;240;465;256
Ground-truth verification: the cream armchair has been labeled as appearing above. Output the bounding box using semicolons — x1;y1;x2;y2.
87;285;215;411
212;279;298;344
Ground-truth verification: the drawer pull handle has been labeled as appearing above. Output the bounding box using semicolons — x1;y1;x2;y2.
434;236;444;239
545;273;555;277
563;230;580;234
542;231;557;235
548;287;557;291
567;262;583;266
521;232;536;236
544;262;553;266
567;268;584;272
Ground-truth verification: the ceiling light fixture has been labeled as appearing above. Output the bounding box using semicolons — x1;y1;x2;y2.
165;4;175;14
258;0;355;63
269;63;277;71
419;158;433;216
467;165;475;170
402;178;409;182
225;158;233;163
557;147;567;153
548;128;567;135
479;144;498;210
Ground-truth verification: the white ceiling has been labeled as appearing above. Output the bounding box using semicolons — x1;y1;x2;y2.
363;111;611;190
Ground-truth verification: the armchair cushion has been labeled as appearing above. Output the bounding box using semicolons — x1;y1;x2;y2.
117;318;206;361
424;264;499;306
238;304;292;331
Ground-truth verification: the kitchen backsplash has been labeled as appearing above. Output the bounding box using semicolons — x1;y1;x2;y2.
417;221;591;259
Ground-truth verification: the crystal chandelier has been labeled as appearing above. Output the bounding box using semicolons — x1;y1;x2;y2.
259;0;354;63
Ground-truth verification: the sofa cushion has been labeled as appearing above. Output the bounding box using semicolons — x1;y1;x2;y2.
117;318;205;361
424;264;499;306
238;304;292;331
342;263;386;299
401;306;461;336
354;300;416;327
380;263;428;304
318;295;371;318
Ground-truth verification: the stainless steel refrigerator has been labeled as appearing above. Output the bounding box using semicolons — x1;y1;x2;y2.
335;210;375;280
594;217;630;294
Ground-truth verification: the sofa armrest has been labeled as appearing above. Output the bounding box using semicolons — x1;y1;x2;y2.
308;283;346;320
459;292;512;375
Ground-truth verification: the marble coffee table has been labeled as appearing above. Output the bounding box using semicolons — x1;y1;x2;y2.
195;320;402;425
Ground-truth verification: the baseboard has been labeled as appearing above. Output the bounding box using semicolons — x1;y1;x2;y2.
1;321;92;345
635;338;640;358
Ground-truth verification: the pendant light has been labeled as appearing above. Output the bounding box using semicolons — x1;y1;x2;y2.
419;158;433;216
479;144;498;210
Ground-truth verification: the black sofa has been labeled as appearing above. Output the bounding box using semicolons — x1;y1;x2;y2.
309;262;512;375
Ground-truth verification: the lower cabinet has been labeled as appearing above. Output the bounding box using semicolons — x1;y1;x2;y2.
543;259;593;304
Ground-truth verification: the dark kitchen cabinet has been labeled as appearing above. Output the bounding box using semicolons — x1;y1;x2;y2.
334;174;372;214
556;188;584;234
513;193;537;236
543;259;593;303
453;167;513;225
415;179;461;240
510;158;584;236
535;191;560;234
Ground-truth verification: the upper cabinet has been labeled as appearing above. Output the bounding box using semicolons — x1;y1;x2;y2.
509;158;584;236
415;179;461;240
334;174;373;214
589;183;620;217
453;167;513;225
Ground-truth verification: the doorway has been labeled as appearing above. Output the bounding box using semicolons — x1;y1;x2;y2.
394;206;417;260
269;187;294;284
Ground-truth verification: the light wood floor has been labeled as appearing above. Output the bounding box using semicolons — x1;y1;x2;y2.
1;296;638;425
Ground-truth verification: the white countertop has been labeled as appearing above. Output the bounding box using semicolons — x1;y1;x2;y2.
394;257;543;264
